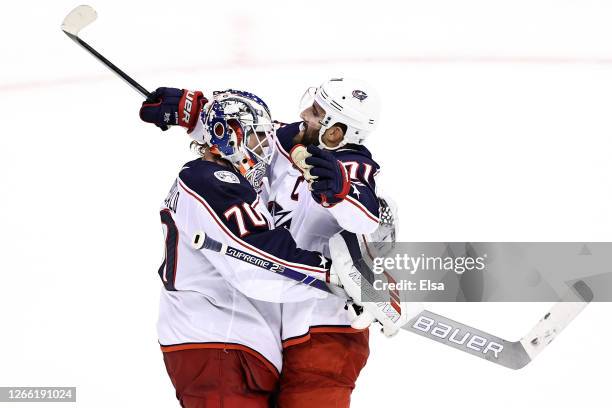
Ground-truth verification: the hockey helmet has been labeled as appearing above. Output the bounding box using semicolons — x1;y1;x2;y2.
299;78;380;149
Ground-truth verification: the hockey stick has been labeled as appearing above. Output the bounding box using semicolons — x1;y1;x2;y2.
61;5;150;97
192;231;593;369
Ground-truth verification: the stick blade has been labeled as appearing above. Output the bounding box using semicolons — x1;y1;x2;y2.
519;280;592;361
61;5;97;37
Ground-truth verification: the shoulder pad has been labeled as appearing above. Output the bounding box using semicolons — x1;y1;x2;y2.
178;159;257;207
274;121;301;157
333;145;380;172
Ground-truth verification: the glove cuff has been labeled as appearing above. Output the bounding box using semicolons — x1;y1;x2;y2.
178;90;207;132
333;161;351;199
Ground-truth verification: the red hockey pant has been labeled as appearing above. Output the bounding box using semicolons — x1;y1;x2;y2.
162;331;369;408
163;348;278;408
277;330;370;408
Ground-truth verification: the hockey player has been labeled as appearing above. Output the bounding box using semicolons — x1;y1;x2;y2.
268;78;422;407
140;83;419;407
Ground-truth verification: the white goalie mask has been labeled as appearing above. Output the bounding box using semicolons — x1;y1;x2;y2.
299;78;381;150
200;89;275;192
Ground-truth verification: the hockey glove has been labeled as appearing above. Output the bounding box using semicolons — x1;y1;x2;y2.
139;87;206;132
290;144;350;207
328;231;423;337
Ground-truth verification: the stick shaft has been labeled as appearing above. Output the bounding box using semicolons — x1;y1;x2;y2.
64;32;150;97
196;232;347;298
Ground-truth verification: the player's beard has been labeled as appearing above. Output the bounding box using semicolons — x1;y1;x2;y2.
298;122;320;146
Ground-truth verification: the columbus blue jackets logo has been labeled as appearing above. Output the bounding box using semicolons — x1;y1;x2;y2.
214;170;240;184
352;90;368;101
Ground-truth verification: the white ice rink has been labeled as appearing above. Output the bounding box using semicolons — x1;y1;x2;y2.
1;0;612;407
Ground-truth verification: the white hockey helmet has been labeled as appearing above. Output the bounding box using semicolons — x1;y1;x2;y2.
300;78;381;149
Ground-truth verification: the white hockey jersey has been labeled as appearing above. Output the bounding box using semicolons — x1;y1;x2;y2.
156;158;329;374
268;122;382;346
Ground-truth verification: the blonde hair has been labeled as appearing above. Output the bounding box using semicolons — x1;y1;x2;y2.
190;140;207;157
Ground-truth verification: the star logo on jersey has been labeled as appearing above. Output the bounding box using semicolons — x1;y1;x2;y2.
352;90;368;101
318;254;329;268
163;112;171;123
352;184;361;199
214;170;240;184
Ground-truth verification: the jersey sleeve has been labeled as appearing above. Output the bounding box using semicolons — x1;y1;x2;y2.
327;150;381;234
268;121;302;180
176;161;329;303
189;109;207;143
273;121;301;159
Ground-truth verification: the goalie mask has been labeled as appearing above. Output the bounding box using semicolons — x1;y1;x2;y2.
201;89;275;191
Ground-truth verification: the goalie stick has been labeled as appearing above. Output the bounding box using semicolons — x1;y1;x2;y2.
192;231;593;369
61;5;150;98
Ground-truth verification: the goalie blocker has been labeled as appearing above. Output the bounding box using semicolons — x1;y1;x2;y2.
328;231;423;337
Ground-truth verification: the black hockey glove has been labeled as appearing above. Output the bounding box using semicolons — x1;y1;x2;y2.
305;145;351;207
139;87;206;132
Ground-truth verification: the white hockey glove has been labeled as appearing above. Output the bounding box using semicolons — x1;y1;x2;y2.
328;232;423;337
290;144;316;183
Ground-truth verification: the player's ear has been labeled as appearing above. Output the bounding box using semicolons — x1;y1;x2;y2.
329;124;346;142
